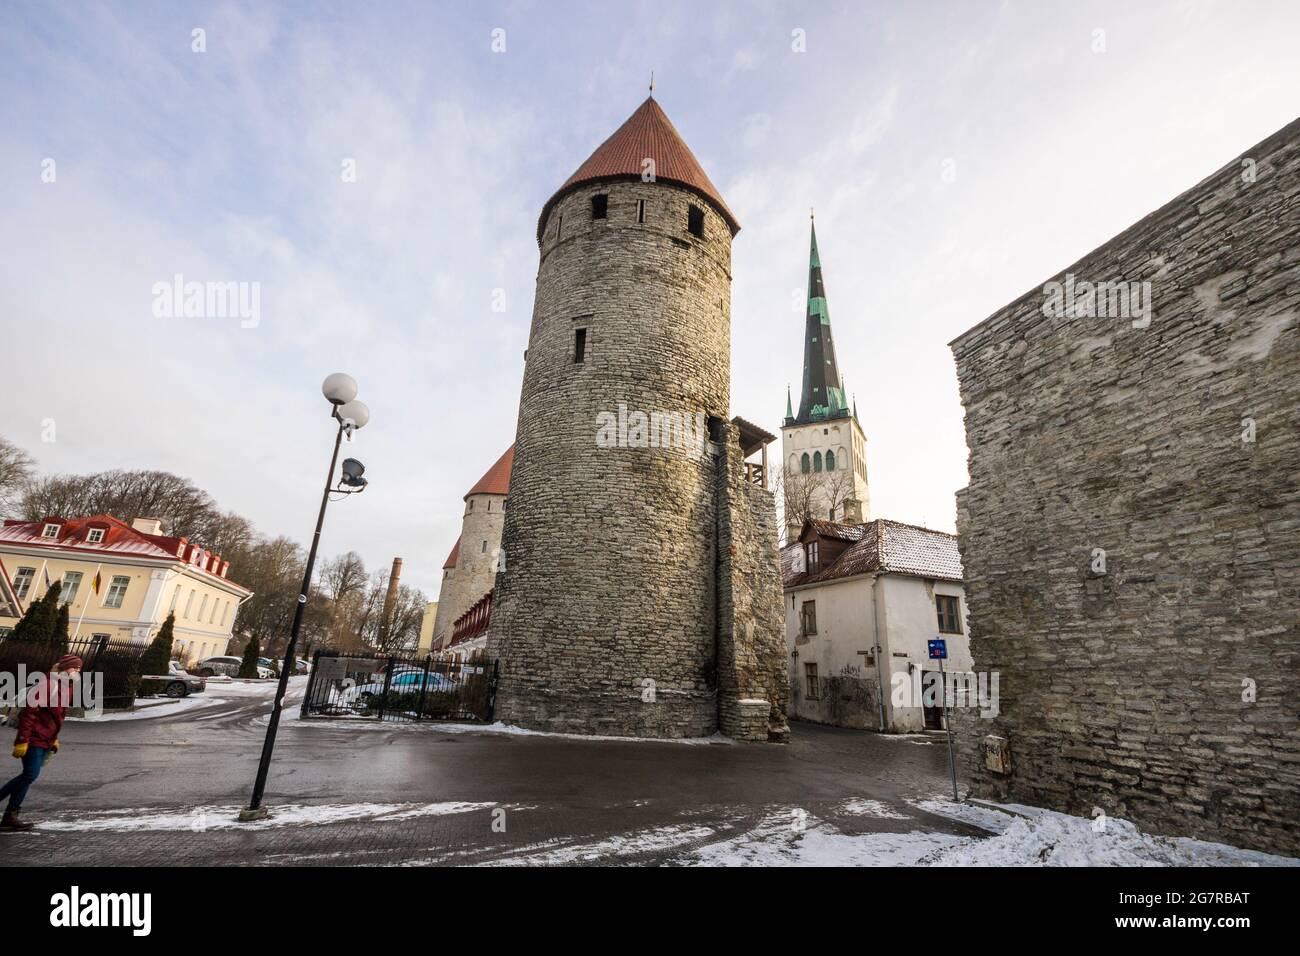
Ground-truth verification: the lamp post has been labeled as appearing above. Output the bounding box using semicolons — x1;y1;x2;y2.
240;373;370;821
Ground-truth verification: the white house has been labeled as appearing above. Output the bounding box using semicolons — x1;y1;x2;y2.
782;518;973;733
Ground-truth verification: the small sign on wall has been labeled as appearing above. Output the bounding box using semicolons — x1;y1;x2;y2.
983;735;1012;775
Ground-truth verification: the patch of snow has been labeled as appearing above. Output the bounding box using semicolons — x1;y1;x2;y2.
75;695;220;722
487;824;718;866
918;802;1300;867
37;800;496;832
840;798;910;820
289;715;734;744
911;799;1016;833
675;809;963;867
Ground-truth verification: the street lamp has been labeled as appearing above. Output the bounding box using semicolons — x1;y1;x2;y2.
240;374;371;821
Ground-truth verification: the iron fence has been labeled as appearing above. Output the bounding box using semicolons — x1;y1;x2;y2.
301;650;498;723
0;634;149;710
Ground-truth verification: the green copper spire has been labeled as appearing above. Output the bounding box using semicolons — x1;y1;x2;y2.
785;384;794;422
794;217;847;425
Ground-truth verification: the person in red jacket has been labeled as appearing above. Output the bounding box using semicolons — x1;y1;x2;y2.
0;654;82;832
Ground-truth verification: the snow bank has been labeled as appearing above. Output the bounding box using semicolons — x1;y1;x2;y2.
37;800;496;832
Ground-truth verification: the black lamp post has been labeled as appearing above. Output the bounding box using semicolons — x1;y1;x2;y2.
240;373;370;821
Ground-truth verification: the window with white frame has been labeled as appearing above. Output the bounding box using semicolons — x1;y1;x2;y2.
12;567;35;600
198;594;209;621
184;589;195;617
60;571;83;605
86;528;105;544
103;575;130;609
42;523;60;539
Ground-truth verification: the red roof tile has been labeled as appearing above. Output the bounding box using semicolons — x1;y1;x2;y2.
465;445;513;499
442;535;461;570
538;97;739;241
0;514;250;593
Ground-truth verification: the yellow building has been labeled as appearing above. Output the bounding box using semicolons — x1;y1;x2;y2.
417;601;438;653
0;514;252;664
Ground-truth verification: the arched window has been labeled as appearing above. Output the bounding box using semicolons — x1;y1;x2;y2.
825;450;836;471
813;451;823;472
801;453;811;474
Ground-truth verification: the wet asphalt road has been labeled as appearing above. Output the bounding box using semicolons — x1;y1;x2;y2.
0;681;988;865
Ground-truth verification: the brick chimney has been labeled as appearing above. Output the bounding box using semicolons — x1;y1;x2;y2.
132;516;164;535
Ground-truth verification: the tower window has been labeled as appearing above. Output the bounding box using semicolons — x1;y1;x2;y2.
801;453;810;474
556;212;563;238
574;328;587;364
591;194;608;219
813;451;823;472
687;205;704;238
636;199;646;224
825;450;836;471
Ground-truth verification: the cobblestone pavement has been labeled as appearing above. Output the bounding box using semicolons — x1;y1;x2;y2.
0;682;993;865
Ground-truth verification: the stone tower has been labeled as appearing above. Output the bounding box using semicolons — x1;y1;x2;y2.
432;446;512;649
781;219;870;540
486;96;789;741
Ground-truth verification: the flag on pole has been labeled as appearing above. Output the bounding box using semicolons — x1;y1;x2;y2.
43;566;52;588
92;570;102;595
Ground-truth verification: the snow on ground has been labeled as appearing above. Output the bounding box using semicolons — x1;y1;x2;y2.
488;824;720;866
675;809;965;866
76;695;222;722
840;798;911;820
289;714;734;745
920;802;1298;867
37;800;497;832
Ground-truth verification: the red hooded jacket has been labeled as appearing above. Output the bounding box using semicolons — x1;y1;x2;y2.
13;674;72;750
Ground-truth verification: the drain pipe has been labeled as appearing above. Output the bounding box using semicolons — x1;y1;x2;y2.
870;573;887;732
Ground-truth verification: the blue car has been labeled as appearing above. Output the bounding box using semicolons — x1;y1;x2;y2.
341;670;457;710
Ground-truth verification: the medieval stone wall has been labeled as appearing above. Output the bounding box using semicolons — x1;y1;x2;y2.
715;421;790;741
432;492;505;647
950;119;1300;854
487;178;735;737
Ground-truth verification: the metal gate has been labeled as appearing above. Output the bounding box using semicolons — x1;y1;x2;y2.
300;650;498;723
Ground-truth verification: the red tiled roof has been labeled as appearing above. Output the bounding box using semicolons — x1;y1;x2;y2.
464;445;513;499
537;97;739;241
783;518;963;588
0;514;250;593
442;535;461;570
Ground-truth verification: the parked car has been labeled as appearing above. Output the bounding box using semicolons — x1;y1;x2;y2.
195;655;241;678
140;660;207;698
340;670;458;711
294;658;310;675
195;655;275;679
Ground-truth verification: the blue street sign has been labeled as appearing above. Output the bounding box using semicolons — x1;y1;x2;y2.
928;639;948;660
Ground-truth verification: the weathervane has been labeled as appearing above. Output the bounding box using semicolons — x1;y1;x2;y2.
649;70;655;96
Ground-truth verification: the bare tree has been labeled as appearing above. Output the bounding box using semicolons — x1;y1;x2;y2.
21;468;220;540
779;463;858;544
0;437;35;518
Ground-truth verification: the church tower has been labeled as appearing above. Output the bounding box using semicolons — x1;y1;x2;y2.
486;96;789;741
781;219;871;540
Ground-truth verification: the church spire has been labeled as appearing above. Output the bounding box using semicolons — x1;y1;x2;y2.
785;384;793;422
794;217;846;425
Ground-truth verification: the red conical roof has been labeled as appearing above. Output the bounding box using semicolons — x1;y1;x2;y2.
538;97;739;241
464;445;514;499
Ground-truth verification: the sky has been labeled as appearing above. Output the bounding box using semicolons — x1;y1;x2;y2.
2;0;1298;597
